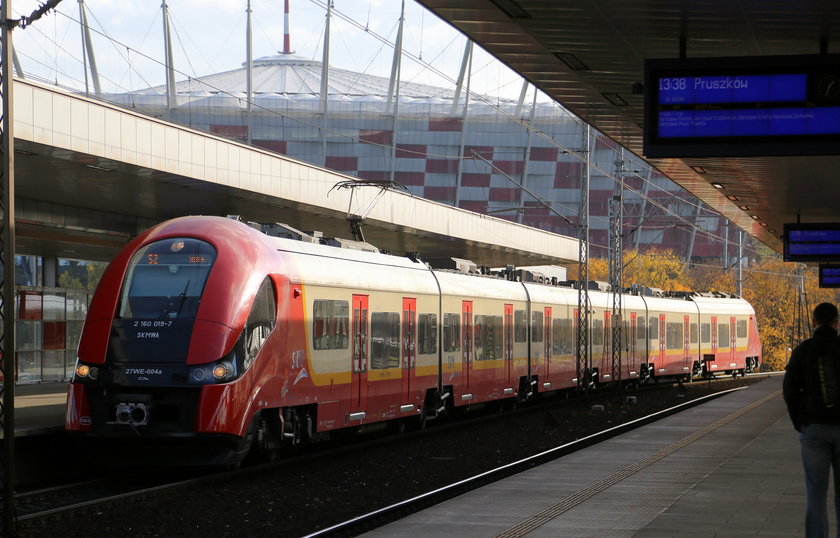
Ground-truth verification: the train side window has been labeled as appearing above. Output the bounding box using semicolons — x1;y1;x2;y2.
666;322;682;349
443;313;460;352
690;323;698;344
718;323;730;346
514;310;527;343
648;318;658;340
532;311;544;343
418;313;438;355
622;320;630;350
701;323;711;343
475;315;502;361
474;315;484;360
313;299;350;350
592;319;604;346
243;277;277;369
736;319;747;339
636;316;646;343
370;312;400;369
552;318;572;355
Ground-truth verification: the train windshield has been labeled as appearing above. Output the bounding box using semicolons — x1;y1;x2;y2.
118;238;216;320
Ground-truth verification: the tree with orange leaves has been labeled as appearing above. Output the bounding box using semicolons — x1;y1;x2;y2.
565;250;840;372
565;248;692;291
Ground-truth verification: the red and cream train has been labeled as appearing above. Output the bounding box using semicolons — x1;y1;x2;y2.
65;216;762;463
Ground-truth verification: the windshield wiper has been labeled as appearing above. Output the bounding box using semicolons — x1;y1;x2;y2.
158;280;190;320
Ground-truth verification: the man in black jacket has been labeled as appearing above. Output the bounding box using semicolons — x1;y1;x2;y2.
784;302;840;538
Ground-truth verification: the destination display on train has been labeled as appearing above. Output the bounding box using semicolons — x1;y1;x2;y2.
644;55;840;157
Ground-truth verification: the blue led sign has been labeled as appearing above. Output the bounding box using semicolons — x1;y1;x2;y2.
644;55;840;158
784;223;840;262
820;266;840;288
658;74;807;105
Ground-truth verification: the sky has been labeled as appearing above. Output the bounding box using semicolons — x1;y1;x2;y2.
9;0;532;100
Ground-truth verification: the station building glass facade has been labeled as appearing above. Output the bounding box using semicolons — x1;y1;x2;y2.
14;256;102;384
108;55;736;261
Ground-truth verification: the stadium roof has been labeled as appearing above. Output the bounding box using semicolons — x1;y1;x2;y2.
134;54;462;103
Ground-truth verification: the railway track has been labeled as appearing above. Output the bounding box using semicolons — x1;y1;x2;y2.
15;375;766;536
304;382;755;537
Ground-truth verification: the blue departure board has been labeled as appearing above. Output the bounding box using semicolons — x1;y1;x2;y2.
658;74;807;105
644;55;840;157
820;265;840;288
784;223;840;262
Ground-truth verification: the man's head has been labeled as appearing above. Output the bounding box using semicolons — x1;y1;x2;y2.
813;302;839;328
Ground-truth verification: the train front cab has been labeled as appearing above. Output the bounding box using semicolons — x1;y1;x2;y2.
66;219;283;465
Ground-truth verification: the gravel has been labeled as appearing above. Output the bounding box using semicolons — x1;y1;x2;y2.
18;376;763;538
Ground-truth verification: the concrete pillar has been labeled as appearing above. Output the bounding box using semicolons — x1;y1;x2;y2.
42;256;57;287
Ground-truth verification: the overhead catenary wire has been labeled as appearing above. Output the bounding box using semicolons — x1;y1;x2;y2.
29;1;764;264
304;0;765;254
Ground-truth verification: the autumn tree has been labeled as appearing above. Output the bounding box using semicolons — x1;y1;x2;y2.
622;249;692;291
709;261;840;371
565;249;692;291
58;260;108;292
563;247;840;372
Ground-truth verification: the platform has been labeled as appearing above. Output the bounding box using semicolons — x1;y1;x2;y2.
365;376;816;537
1;383;67;438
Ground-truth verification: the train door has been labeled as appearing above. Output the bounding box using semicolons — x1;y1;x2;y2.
730;317;737;364
462;301;473;395
402;298;416;402
659;314;666;366
630;312;637;377
604;311;612;382
504;304;514;386
573;308;580;384
683;315;691;374
544;307;552;382
711;316;718;357
351;295;369;414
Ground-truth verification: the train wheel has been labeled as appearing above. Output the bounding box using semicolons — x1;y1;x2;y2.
245;412;280;464
256;414;280;461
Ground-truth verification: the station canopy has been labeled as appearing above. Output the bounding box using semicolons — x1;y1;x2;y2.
418;0;840;253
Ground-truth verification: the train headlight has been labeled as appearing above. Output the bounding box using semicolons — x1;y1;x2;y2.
189;360;238;384
73;361;99;382
190;367;207;382
213;361;234;381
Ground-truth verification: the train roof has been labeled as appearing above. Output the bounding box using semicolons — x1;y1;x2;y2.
268;234;440;295
690;294;755;316
208;218;757;314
